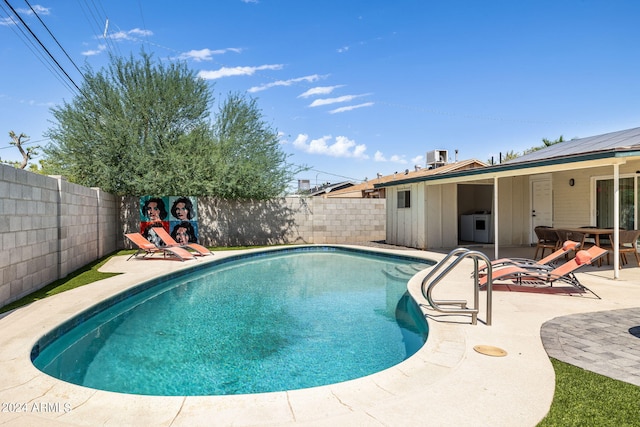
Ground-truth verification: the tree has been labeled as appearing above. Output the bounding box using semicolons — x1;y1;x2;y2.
3;131;39;169
489;135;566;164
208;92;303;199
487;149;520;165
44;52;300;199
523;135;565;155
44;51;214;195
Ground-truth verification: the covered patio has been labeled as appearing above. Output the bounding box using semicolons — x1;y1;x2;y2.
378;126;640;280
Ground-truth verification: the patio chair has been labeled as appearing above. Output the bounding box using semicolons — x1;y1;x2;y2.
601;230;640;268
478;240;580;273
124;232;195;261
554;229;592;250
534;226;560;259
149;226;213;257
479;246;608;292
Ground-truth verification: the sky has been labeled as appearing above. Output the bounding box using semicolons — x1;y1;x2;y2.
1;0;639;191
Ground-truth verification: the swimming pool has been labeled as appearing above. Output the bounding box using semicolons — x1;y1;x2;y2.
32;246;432;396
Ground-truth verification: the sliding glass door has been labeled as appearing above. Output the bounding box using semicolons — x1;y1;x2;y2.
595;177;637;230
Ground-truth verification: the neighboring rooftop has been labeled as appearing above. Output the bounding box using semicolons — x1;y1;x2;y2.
306;181;355;196
327;159;488;198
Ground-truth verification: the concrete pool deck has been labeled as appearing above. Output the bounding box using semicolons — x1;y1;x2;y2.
1;244;640;426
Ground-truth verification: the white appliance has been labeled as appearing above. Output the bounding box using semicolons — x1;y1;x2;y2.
473;214;493;243
460;214;474;242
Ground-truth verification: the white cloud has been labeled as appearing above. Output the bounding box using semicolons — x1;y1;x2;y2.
110;28;153;41
197;64;283;80
389;155;407;163
1;5;50;25
374;150;408;164
23;5;50;15
411;155;424;165
20;99;54;108
298;85;344;98
292;134;368;159
309;94;370;107
329;102;374;114
82;44;107;56
178;48;241;62
248;74;323;93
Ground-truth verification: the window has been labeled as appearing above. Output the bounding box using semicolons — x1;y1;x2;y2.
397;190;411;208
595;177;637;230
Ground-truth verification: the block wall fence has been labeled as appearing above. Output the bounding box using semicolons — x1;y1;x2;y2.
121;196;386;247
1;165;385;308
0;164;119;308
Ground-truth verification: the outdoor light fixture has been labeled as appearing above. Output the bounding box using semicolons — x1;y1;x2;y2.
569;178;575;186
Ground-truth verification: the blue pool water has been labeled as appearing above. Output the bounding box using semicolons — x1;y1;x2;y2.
32;247;432;396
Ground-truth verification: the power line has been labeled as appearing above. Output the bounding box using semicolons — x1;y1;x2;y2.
77;0;120;56
23;0;85;78
0;2;77;94
308;168;362;182
0;137;49;150
2;0;82;93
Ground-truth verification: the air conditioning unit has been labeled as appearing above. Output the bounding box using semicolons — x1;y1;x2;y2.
298;179;310;191
426;149;448;168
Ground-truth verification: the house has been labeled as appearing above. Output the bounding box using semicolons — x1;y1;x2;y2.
375;127;640;278
325;159;488;199
306;181;355;196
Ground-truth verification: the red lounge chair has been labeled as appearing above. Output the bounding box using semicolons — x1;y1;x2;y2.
479;246;607;291
148;227;213;256
124;233;195;261
478;240;580;273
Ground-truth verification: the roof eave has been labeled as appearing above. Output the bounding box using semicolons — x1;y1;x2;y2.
374;149;640;188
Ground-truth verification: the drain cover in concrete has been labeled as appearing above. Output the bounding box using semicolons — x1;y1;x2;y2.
473;345;507;357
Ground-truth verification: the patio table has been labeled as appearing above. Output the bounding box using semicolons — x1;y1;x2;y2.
550;227;614;247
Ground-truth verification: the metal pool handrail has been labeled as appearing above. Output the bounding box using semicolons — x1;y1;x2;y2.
421;248;493;325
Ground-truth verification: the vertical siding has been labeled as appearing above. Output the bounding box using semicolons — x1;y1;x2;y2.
497;178;513;245
441;183;458;247
496;176;529;246
425;185;443;248
386;188;398;245
552;168;602;228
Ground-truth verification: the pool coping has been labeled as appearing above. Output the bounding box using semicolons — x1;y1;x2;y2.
2;244;640;426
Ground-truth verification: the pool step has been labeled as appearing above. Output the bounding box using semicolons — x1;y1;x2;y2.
383;268;412;281
410;263;431;272
383;263;432;281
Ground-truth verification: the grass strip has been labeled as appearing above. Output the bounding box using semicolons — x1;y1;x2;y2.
0;254;120;314
0;246;263;314
538;358;640;426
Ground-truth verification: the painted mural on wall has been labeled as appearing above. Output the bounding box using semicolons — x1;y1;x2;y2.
140;196;199;246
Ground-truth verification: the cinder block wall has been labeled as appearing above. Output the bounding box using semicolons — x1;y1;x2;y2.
0;166;119;308
56;178;120;278
1;169;384;309
292;197;386;244
121;196;386;247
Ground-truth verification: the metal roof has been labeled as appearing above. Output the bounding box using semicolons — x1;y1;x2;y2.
502;126;640;164
375;126;640;188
